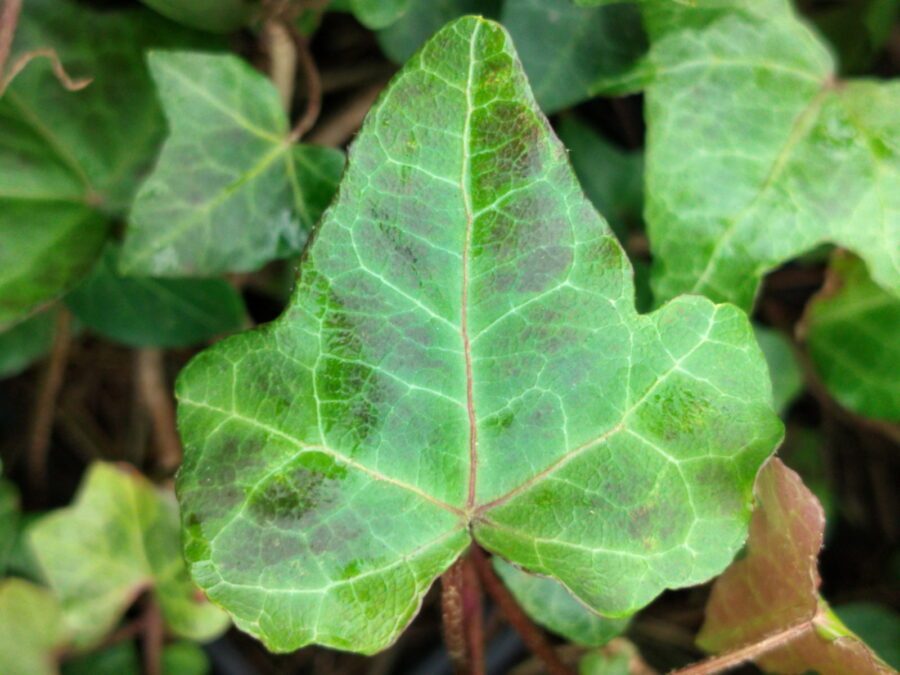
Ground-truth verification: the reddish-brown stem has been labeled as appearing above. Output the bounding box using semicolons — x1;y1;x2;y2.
669;621;812;675
470;547;574;675
136;349;181;473
288;24;321;141
0;0;22;78
27;309;72;501
442;554;485;675
142;595;164;675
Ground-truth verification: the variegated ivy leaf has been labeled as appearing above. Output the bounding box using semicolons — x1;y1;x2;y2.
0;0;219;330
120;52;344;277
176;16;782;655
29;463;229;649
636;0;900;310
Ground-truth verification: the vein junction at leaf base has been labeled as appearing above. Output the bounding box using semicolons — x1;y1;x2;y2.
175;16;783;655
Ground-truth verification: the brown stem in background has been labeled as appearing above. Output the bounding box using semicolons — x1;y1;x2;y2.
307;82;384;147
136;349;181;473
442;554;485;675
0;0;22;77
142;595;164;675
27;309;72;501
288;24;321;141
470;547;574;675
264;19;297;112
668;621;812;675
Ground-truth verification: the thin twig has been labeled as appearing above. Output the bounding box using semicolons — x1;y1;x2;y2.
288;24;321;141
668;621;812;675
0;47;92;96
136;349;182;473
0;0;22;78
264;20;297;112
306;82;385;147
470;548;574;675
142;595;164;675
27;309;72;501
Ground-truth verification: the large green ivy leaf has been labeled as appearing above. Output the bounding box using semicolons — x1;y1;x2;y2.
0;0;219;330
0;579;68;675
139;0;257;33
375;0;645;114
176;16;782;654
638;0;900;310
67;246;246;348
801;254;900;421
29;462;229;649
494;558;629;646
120;52;345;277
0;308;57;379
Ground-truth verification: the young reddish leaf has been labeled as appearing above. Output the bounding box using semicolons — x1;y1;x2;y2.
692;459;893;674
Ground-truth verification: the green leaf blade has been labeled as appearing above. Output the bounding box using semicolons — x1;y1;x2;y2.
120;52;343;277
177;15;782;654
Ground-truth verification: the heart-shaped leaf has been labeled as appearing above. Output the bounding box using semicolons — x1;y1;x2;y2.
120;52;345;277
638;0;900;310
29;462;229;649
176;16;782;654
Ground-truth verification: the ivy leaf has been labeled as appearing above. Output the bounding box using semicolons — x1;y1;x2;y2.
66;246;246;348
139;0;257;33
754;326;803;416
834;604;900;670
377;0;502;63
29;462;229;649
579;639;654;675
499;0;646;113
639;0;900;310
350;0;412;29
558;117;643;242
62;640;210;675
176;16;782;654
375;0;645;114
120;52;345;277
0;579;68;675
0;478;19;574
0;308;58;379
801;253;900;422
697;459;893;674
494;558;629;646
0;0;219;329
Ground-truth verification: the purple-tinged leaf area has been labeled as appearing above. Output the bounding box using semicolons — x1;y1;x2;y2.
175;16;782;654
698;459;893;674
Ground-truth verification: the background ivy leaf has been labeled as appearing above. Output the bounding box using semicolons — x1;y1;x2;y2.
66;246;246;348
639;0;900;310
558;116;643;242
499;0;646;114
0;579;68;675
28;462;229;649
120;52;345;277
833;603;900;670
0;308;58;379
375;0;646;114
350;0;413;29
754;325;803;416
139;0;258;33
494;558;629;646
697;459;893;674
801;253;900;422
579;639;653;675
0;478;19;574
176;16;781;654
62;640;210;675
0;0;220;329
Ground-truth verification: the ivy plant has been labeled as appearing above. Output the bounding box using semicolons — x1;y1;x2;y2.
176;15;782;654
